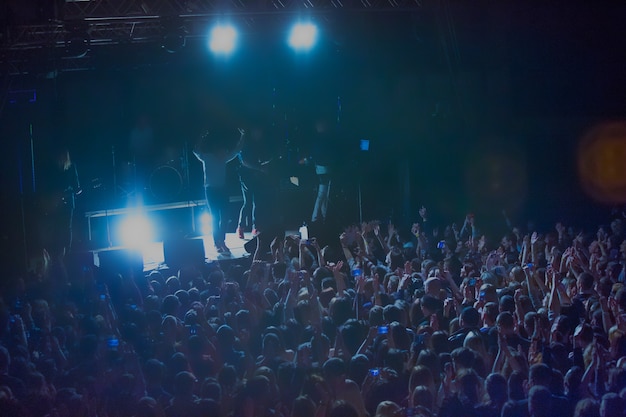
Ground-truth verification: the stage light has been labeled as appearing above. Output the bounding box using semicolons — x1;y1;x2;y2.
288;22;318;51
209;24;237;54
200;211;213;236
65;22;90;58
119;214;154;247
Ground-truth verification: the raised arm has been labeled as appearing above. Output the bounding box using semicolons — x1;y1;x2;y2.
224;128;246;163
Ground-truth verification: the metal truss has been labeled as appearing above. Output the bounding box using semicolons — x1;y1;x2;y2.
60;0;423;19
1;0;422;75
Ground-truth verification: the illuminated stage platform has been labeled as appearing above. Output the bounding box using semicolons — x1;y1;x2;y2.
83;197;242;244
89;232;253;276
83;198;254;275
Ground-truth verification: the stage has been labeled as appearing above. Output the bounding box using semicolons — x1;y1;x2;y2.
76;233;253;275
78;198;310;276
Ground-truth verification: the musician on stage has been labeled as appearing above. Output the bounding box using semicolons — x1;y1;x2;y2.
193;127;245;255
236;126;274;239
40;147;82;258
310;114;337;226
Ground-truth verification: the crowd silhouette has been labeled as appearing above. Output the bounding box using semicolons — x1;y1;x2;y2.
1;206;626;417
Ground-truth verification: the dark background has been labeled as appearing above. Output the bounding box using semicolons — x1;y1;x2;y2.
2;2;625;269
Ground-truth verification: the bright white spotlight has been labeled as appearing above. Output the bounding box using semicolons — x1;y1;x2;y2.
119;214;153;247
289;22;318;51
200;211;213;236
209;24;237;54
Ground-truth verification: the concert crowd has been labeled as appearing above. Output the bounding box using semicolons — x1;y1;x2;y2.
1;207;626;417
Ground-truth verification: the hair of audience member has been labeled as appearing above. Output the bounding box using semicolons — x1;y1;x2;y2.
549;343;571;378
349;354;370;388
607;367;626;394
291;299;310;326
411;385;434;410
195;399;220;417
291;395;316;417
483;302;499;325
390;322;411;352
459;307;480;328
499;295;515;314
329;400;359;417
420;295;443;317
383;304;402;324
201;378;221;402
165;276;181;293
175;288;189;307
509;266;525;283
484;372;507;406
173;371;196;398
408;365;435;399
135;396;166;417
528;385;552;417
188;287;200;303
430;330;450;355
600;393;622;417
375;400;402;417
369;305;385;327
341;319;366;357
416;349;441;386
448;318;461;335
508;370;526;401
456;369;481;407
161;294;181;317
528;363;552;388
0;345;10;373
218;364;237;392
574;398;600;417
564;366;584;400
261;332;281;360
480;271;498;287
143;359;166;386
451;347;475;372
550;369;565;396
366;377;400;416
382;348;405;376
329;297;352;326
300;373;326;404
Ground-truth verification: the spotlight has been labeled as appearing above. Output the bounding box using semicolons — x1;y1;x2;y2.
162;27;186;53
209;24;237;54
200;211;212;236
65;22;90;58
161;18;187;53
119;214;154;247
288;22;318;51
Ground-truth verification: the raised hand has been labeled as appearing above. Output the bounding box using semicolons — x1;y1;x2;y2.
404;260;412;276
339;232;349;247
531;232;538;246
474;235;484;252
373;273;380;293
556;222;565;235
332;260;344;276
419;206;428;220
